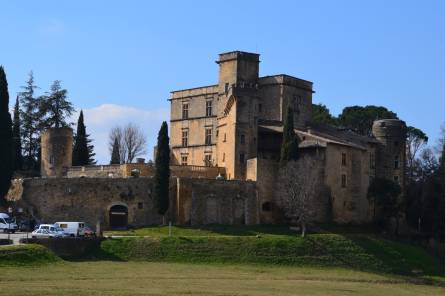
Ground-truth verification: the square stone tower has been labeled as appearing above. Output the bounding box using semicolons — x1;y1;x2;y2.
216;51;260;180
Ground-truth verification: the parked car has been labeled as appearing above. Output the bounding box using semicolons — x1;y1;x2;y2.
55;222;86;237
83;226;96;237
36;224;69;237
31;229;62;238
0;213;18;233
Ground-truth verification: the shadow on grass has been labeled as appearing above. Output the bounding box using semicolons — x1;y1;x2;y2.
345;234;445;277
173;224;295;236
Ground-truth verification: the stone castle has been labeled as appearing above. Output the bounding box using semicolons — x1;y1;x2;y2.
7;51;406;229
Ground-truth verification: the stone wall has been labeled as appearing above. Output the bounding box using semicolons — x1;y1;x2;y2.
8;176;258;229
176;178;259;225
67;164;225;179
11;178;163;229
67;165;123;178
325;143;374;224
246;157;281;224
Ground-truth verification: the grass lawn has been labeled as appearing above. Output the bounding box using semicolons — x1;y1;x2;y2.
0;261;444;296
104;224;296;238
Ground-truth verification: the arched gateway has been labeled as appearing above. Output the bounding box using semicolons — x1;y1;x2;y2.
109;204;128;229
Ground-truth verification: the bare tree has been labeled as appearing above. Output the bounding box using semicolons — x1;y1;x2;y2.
406;126;428;180
108;123;147;163
277;156;321;237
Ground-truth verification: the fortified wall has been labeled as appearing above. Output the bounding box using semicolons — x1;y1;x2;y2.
7;177;259;229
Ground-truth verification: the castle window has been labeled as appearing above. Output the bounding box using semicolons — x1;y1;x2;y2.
341;153;347;166
394;155;400;169
222;153;225;162
206;100;213;117
393;175;399;184
223;133;227;142
182;103;189;119
240;153;245;164
258;104;262;113
181;155;188;166
341;174;347;188
182;130;188;147
240;134;245;144
205;128;212;145
137;202;144;210
204;154;212;166
370;153;375;169
224;83;229;94
49;155;55;165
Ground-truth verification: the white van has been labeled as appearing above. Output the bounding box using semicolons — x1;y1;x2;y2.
55;222;85;237
0;213;18;233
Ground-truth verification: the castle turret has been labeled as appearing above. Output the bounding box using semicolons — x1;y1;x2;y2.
41;128;73;177
372;119;407;188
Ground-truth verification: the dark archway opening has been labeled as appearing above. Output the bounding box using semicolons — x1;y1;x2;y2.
109;205;128;229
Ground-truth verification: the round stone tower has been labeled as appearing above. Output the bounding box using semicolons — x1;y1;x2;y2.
372;119;407;187
41;128;73;177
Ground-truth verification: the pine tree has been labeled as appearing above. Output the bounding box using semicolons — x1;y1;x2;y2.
72;110;95;166
110;138;120;165
0;66;13;204
40;80;74;129
153;121;170;221
19;71;39;170
280;106;299;166
12;96;23;171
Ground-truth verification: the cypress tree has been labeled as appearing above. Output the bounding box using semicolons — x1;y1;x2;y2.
280;106;299;166
110;138;120;165
153;121;170;221
12;96;23;171
72;110;95;166
0;66;13;204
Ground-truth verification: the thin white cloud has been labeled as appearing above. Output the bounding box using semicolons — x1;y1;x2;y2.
73;104;169;164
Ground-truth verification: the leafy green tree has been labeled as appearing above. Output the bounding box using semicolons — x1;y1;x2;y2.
110;138;121;165
338;105;398;136
12;96;23;171
18;71;40;170
312;103;337;125
153;121;170;222
367;177;402;233
0;66;13;205
39;80;74;129
280;106;299;166
72;110;96;166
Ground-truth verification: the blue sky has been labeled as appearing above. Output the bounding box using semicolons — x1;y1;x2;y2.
1;0;444;163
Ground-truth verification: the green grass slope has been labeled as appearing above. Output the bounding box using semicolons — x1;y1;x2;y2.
99;233;445;277
0;244;60;266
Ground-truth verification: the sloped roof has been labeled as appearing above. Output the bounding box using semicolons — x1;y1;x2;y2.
258;122;378;150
